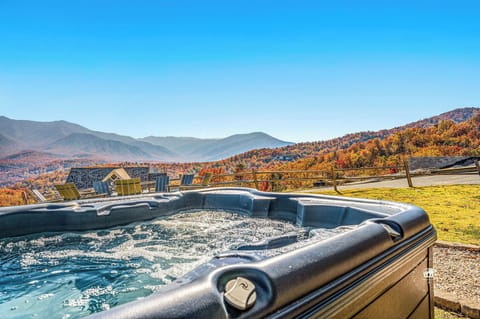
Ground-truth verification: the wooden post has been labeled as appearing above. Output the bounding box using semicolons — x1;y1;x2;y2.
475;160;480;176
252;169;259;190
404;160;413;188
331;167;341;194
22;191;28;205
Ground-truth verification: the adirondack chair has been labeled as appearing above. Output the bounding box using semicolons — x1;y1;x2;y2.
181;172;213;190
54;183;81;201
31;189;48;203
180;174;195;186
200;172;213;186
93;181;111;196
55;182;108;201
155;175;170;192
115;178;142;196
169;174;194;192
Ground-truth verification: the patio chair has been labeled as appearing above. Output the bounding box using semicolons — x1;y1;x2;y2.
180;174;195;186
200;172;213;186
31;189;48;203
155;175;170;192
55;183;108;201
54;183;81;201
115;178;142;196
169;173;194;192
181;172;213;190
93;181;111;196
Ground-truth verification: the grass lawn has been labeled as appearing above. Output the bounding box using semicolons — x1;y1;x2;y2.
310;185;480;245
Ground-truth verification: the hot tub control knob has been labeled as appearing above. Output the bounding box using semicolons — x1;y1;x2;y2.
224;277;256;311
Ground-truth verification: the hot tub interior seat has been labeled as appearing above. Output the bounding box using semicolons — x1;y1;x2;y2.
0;188;405;238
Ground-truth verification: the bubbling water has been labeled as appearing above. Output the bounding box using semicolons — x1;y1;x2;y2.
0;210;314;319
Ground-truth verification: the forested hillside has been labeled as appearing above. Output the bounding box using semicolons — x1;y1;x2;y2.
223;107;480;170
1;109;479;206
275;114;480;172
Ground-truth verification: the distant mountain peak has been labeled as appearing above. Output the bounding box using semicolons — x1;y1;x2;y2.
398;107;480;129
0;117;292;162
139;131;292;161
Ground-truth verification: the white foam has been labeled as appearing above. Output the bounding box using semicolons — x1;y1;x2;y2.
0;210;327;319
37;293;54;300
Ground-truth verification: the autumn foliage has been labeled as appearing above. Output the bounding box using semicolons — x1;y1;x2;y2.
0;188;35;207
1;113;479;207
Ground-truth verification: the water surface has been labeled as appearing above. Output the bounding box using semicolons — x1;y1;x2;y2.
0;210;313;319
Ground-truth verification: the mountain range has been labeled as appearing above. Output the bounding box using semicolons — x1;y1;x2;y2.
0;116;292;162
1;107;478;190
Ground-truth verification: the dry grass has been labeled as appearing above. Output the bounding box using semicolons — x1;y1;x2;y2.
435;307;465;318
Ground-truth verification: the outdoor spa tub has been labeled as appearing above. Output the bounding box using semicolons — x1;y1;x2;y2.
0;187;436;319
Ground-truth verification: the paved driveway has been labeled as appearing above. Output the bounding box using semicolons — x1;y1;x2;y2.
303;173;480;192
341;173;479;189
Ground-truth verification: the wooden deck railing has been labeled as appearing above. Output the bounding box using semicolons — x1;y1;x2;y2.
177;160;480;194
31;160;479;204
204;163;410;194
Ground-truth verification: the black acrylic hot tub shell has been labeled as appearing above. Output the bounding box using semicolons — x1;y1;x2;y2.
0;188;436;319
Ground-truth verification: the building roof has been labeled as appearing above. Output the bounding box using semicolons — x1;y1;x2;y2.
409;156;480;171
102;168;131;182
66;166;150;189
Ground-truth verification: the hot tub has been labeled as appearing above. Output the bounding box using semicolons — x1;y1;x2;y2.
0;187;436;319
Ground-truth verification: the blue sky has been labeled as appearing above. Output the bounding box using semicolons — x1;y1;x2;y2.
1;1;479;142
